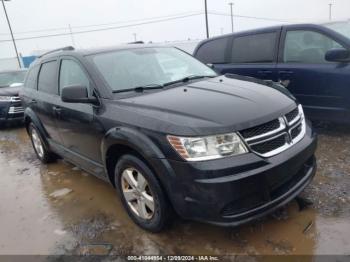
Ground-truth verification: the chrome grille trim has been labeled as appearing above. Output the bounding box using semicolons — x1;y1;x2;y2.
287;114;301;126
8;106;24;114
245;117;286;143
10;96;21;102
239;105;306;158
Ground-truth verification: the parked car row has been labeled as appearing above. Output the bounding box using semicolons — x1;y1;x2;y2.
2;21;349;231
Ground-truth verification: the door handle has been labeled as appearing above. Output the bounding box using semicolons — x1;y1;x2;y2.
258;70;273;74
278;70;294;75
30;99;37;104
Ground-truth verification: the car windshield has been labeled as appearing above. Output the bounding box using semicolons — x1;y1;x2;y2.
324;21;350;40
90;47;217;92
0;71;27;88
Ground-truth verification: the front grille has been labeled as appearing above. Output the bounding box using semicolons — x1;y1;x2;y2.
240;119;280;139
239;105;305;158
10;96;21;102
291;123;302;139
250;134;287;155
285;107;300;124
8;106;24;114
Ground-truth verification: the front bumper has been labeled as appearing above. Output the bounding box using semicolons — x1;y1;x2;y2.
161;122;317;226
0;101;24;124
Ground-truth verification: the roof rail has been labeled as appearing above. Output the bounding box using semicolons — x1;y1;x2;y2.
38;46;75;58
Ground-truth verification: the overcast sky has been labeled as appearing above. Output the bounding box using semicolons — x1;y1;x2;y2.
0;0;349;58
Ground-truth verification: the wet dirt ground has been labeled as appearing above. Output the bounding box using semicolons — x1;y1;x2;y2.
0;124;350;258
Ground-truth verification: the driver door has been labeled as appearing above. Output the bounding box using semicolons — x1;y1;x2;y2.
55;57;105;176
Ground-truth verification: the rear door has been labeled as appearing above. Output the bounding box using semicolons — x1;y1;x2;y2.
222;30;281;81
195;29;281;81
277;26;350;121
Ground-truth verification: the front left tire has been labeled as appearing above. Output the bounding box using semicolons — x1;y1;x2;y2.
115;154;173;232
28;123;55;163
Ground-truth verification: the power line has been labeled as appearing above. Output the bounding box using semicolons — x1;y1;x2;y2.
0;11;202;36
208;11;296;23
0;11;298;44
0;13;204;43
0;13;203;43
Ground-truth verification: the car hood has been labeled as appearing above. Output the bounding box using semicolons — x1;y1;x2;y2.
0;85;22;96
108;76;297;136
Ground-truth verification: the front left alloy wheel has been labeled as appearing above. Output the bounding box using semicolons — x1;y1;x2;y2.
115;154;173;232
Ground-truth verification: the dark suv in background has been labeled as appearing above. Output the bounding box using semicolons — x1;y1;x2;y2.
0;69;27;127
194;21;350;123
21;45;317;232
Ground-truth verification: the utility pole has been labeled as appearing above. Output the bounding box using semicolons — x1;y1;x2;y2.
229;2;234;33
204;0;209;38
220;27;224;35
133;33;137;42
1;0;21;68
68;24;76;47
329;3;333;21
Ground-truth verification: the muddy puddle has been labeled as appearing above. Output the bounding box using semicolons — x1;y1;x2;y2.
0;125;349;257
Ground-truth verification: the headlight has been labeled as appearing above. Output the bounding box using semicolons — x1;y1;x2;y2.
167;133;248;161
0;96;13;102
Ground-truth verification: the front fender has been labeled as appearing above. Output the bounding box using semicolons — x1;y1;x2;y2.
101;126;166;162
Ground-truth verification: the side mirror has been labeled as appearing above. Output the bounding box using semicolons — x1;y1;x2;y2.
61;85;97;104
325;48;350;62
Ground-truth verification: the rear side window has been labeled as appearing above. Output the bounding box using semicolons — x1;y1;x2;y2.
231;32;277;63
59;59;90;93
195;37;230;64
38;61;58;95
24;65;39;89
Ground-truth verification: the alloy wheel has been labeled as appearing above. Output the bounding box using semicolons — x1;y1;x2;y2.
121;167;155;220
31;128;44;158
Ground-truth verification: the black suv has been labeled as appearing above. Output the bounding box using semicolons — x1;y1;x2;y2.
0;69;27;127
21;45;317;232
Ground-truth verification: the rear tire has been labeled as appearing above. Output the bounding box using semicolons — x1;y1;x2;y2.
115;154;172;232
28;123;55;163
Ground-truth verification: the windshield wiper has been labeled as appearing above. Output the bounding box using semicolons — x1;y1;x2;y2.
163;75;216;87
113;84;164;93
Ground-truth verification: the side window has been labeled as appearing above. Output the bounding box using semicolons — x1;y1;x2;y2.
38;61;58;95
59;59;90;93
231;32;277;63
24;65;39;89
195;37;230;64
283;30;343;63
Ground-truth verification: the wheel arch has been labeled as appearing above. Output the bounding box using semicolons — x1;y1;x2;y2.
24;108;50;149
101;127;172;189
